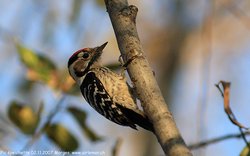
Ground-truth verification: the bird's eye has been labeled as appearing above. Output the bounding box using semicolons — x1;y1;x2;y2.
77;52;89;59
82;52;89;59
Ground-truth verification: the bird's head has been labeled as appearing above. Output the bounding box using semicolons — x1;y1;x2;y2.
68;42;108;83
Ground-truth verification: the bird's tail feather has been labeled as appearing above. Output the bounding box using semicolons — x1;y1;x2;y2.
119;106;154;133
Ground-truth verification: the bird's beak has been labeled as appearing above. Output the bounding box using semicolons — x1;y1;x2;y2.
96;42;108;52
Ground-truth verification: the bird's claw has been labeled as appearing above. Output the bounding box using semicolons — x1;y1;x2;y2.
119;54;143;68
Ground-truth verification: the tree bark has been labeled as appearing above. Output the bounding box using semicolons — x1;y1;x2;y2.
104;0;192;155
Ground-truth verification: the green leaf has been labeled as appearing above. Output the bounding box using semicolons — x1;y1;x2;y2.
240;145;250;156
46;124;78;151
15;42;57;85
68;107;102;142
8;101;39;135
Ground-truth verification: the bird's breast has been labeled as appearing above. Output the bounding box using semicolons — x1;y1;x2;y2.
91;67;138;109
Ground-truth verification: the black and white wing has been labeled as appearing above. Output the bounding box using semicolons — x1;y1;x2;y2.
80;71;138;129
80;71;154;132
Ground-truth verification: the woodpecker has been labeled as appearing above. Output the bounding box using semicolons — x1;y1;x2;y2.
68;42;154;132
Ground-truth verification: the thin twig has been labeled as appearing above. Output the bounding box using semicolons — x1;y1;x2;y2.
215;81;249;150
215;83;224;97
239;128;250;148
189;131;250;150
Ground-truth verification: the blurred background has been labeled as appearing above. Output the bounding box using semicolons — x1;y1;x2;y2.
0;0;250;156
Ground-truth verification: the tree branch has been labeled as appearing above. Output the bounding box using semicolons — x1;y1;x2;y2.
189;131;250;150
104;0;192;155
